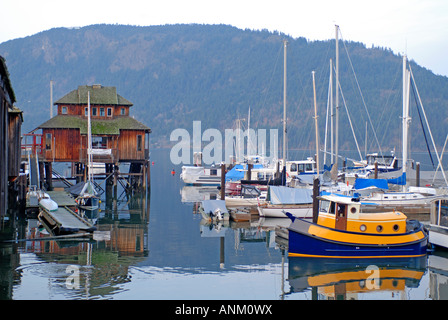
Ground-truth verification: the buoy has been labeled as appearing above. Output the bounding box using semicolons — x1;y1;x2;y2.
171;169;175;175
152;161;154;165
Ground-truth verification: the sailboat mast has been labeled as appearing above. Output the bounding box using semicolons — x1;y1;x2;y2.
402;55;411;190
87;91;92;182
283;39;288;167
312;71;320;175
335;25;339;170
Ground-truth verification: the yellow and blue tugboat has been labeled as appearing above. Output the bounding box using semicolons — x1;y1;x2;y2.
287;194;428;259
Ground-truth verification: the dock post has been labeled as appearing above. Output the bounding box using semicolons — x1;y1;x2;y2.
416;162;420;187
44;162;53;191
374;161;378;179
113;164;118;198
220;163;226;200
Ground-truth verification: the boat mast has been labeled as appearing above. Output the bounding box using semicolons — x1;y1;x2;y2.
87;91;93;183
335;25;339;172
312;71;320;175
402;55;410;191
283;39;288;168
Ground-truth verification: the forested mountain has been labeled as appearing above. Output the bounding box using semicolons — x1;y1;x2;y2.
1;23;448;155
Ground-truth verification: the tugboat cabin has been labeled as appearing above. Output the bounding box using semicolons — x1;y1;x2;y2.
317;194;407;234
35;84;151;164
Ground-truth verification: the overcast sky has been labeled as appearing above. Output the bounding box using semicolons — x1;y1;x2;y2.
1;0;447;76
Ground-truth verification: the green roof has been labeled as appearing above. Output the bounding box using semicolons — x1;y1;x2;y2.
37;115;151;135
55;85;133;106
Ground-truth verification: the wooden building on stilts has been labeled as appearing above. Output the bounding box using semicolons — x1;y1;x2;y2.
1;56;24;217
29;84;151;194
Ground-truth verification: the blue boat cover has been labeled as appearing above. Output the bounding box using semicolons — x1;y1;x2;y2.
353;178;389;190
386;172;407;186
225;163;264;182
267;186;313;204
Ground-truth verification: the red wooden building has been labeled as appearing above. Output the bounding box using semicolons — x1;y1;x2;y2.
32;84;151;189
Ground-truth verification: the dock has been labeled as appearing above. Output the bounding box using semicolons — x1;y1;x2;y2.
38;204;96;236
25;188;96;236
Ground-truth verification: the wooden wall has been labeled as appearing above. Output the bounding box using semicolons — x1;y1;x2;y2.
43;128;81;162
0;98;8;215
8;112;22;179
118;130;146;161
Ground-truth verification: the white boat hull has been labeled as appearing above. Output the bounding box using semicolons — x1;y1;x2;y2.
257;204;312;218
181;166;222;185
39;198;58;211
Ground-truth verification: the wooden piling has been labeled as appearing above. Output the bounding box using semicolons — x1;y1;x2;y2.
312;177;320;224
220;163;226;200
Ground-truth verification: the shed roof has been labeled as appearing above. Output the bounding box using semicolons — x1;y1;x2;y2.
55;85;133;106
36;115;151;135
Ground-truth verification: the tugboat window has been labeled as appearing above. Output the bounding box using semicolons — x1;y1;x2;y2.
377;225;383;232
393;224;399;232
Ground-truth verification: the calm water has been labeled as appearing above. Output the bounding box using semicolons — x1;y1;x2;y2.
1;148;448;300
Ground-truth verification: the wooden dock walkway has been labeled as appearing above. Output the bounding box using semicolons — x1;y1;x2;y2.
33;190;96;236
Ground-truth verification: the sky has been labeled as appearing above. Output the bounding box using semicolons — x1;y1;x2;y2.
1;0;448;77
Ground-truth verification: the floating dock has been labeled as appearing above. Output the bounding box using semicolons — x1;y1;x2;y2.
28;189;96;236
38;204;96;235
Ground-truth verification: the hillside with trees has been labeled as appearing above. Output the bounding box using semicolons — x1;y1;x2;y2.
1;23;448;160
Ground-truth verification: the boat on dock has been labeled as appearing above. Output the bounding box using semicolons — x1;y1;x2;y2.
287;193;428;259
257;186;313;218
225;185;267;208
39;193;58;211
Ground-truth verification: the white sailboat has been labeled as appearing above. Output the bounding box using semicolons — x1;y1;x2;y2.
73;91;99;210
355;55;448;213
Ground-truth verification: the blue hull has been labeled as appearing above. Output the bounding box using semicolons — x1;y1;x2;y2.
288;220;428;259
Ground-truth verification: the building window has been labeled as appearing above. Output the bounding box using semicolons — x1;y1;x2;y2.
92;108;97;116
100;108;105;116
107;108;112;117
61;106;67;114
120;108;125;115
85;107;88;116
137;135;142;151
45;133;52;150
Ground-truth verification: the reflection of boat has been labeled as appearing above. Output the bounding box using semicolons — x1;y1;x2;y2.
288;256;426;299
257;186;313;218
287;193;428;258
199;200;230;221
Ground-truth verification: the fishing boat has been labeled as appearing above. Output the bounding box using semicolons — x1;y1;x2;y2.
257;186;313;218
287;193;428;258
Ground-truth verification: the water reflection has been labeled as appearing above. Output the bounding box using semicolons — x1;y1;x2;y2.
0;187;150;300
287;256;427;300
3;149;448;300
